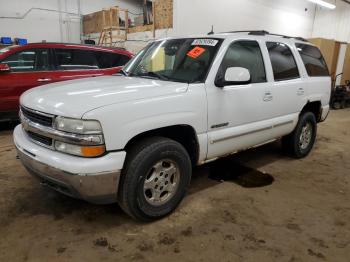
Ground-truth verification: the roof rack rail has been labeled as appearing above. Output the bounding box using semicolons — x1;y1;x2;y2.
222;30;270;35
219;30;308;42
268;33;308;42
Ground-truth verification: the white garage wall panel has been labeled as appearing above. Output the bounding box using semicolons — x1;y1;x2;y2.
173;0;316;38
312;0;350;42
0;0;142;43
335;43;348;85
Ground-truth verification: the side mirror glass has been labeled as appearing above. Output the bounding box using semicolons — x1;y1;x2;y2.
0;63;10;73
216;67;251;87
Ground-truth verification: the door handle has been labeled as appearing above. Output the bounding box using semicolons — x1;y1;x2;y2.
37;78;52;82
297;87;305;96
263;91;273;102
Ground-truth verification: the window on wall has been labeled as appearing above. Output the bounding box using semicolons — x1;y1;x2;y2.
266;42;300;81
295;44;329;77
2;49;49;72
54;49;99;70
218;40;266;84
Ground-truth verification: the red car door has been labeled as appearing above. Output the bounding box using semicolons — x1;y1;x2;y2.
0;48;54;114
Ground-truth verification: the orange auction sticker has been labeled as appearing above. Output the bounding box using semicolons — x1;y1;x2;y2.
187;46;206;59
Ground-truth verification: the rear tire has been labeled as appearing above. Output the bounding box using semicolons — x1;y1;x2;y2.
118;137;192;221
282;112;317;159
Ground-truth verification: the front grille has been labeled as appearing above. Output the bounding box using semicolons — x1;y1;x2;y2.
21;106;53;127
27;131;53;147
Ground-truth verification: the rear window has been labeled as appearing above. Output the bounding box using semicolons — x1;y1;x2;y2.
295;44;329;77
266;42;300;81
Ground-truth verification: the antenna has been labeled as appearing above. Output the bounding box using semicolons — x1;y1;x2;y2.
208;25;214;35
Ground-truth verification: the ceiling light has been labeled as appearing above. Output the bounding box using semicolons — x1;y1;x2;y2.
308;0;336;9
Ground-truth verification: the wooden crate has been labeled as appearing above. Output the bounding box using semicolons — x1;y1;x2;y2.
83;11;105;35
83;7;128;35
83;0;173;35
154;0;173;29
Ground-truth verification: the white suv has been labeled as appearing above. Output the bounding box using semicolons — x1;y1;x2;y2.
14;31;331;221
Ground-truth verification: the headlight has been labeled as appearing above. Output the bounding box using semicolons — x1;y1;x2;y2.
55;141;106;157
54;117;105;157
55;117;102;134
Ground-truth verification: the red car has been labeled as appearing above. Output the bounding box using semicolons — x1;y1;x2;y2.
0;43;133;121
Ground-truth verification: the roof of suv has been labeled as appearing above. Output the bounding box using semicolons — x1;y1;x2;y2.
0;42;133;59
159;31;314;46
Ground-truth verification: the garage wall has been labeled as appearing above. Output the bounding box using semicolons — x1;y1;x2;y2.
312;0;350;42
173;0;316;37
0;0;142;43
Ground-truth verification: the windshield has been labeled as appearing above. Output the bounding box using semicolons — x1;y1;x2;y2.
123;38;222;83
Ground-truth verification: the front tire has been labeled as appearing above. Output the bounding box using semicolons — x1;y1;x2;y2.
118;137;192;221
282;112;317;159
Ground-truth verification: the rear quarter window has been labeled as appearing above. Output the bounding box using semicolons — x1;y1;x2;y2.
95;52;131;69
295;44;329;77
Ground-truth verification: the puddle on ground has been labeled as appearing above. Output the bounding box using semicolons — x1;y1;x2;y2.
208;159;274;188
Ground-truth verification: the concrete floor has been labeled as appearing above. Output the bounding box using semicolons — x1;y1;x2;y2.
0;109;349;262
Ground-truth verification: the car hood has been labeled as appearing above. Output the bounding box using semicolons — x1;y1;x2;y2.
20;75;189;118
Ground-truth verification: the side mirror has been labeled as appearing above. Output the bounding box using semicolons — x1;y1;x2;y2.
0;63;10;73
216;67;251;87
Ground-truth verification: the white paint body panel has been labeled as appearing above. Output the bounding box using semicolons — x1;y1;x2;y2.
18;33;331;167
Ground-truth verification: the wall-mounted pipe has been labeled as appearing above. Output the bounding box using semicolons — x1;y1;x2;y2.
0;7;80;19
58;0;64;42
77;0;83;43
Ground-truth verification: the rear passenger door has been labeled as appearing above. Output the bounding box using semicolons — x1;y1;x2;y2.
51;48;105;82
264;41;306;123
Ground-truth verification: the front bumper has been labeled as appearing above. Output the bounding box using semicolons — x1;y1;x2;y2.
14;125;126;204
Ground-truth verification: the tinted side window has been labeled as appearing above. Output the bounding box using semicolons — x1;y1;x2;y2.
266;42;300;81
95;52;131;68
296;44;329;77
55;49;99;70
218;41;266;83
2;49;49;72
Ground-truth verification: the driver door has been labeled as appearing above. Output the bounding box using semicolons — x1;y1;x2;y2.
206;40;276;159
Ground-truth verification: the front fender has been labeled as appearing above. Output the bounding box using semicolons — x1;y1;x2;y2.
83;84;207;151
